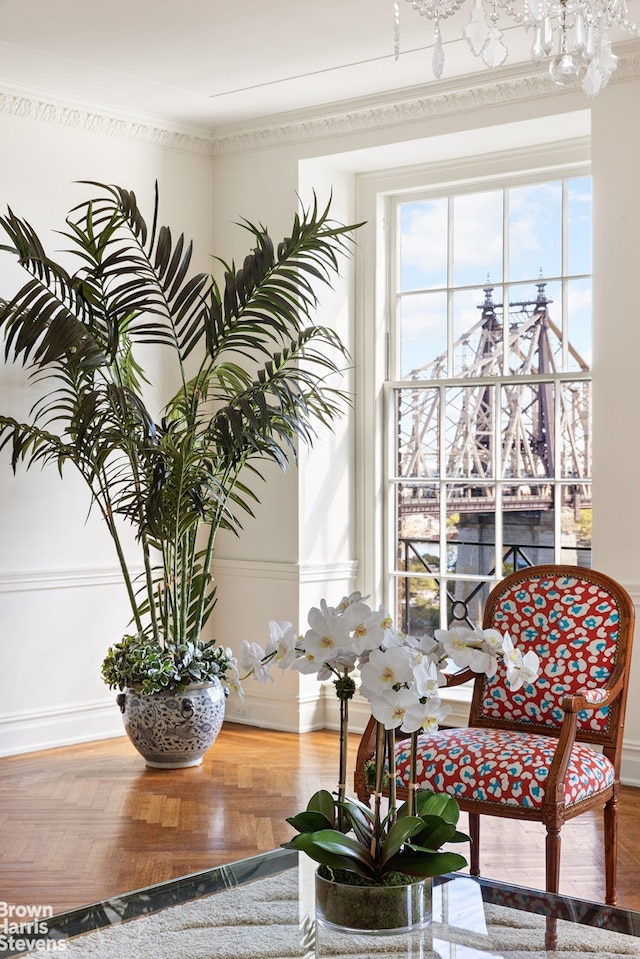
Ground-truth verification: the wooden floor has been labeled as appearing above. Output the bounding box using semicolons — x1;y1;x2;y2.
1;723;640;914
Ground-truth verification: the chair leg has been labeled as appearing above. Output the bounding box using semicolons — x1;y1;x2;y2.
468;812;480;876
545;824;561;895
604;795;618;905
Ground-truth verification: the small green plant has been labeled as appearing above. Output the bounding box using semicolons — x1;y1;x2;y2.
101;634;234;695
283;788;469;885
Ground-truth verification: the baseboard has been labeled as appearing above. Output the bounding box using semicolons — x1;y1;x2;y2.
620;739;640;787
0;699;125;756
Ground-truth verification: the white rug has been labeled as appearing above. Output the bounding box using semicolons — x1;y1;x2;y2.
21;869;640;959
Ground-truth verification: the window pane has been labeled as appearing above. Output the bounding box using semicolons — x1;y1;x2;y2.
560;380;591;479
567;177;592;276
567;278;591;372
453;191;503;287
399;291;447;378
507;281;562;375
452;287;496;377
397;483;440;564
560;491;591;567
397;575;441;635
399;198;448;292
446;385;495;479
501;382;556;481
561;484;591;567
443;578;492;629
446;485;497;579
503;493;556;568
397;388;439;478
509;182;562;282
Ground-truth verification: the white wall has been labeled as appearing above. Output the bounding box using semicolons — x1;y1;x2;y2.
0;108;215;753
209;73;640;785
2;65;640;785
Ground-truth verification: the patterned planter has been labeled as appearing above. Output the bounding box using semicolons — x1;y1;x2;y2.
116;680;227;768
315;870;432;934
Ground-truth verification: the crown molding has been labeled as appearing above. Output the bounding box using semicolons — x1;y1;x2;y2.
0;81;216;157
208;47;640;156
1;45;640;160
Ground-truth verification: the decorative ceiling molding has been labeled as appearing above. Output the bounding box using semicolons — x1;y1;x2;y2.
209;47;640;156
209;73;555;156
0;83;215;157
1;46;639;159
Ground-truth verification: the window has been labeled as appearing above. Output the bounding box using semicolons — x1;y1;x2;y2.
385;174;592;635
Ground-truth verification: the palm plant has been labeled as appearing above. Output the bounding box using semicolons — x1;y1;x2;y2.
0;182;358;693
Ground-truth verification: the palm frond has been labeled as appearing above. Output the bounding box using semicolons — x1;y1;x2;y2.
0;181;361;649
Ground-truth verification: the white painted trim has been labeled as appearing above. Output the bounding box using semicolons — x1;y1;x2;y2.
1;46;639;157
0;566;136;592
212;557;357;585
224;687;326;733
620;740;640;787
0;699;125;756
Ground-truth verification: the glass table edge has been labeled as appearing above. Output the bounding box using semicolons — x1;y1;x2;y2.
7;853;640;957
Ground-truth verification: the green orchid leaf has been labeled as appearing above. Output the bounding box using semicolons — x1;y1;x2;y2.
383;849;468;878
283;830;376;880
339;800;374;844
411;816;458;851
285;811;334;834
306;790;337;823
379;816;425;866
413;790;461;825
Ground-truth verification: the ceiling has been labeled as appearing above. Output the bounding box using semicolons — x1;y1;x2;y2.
0;0;568;135
0;0;638;137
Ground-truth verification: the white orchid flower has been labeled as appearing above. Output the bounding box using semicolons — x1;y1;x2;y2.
359;645;415;694
502;633;541;690
336;591;368;612
341;601;386;655
303;599;353;658
265;620;298;670
238;640;273;684
401;696;452;734
413;657;441;699
368;686;417;729
224;659;244;700
380;626;408;649
437;625;498;675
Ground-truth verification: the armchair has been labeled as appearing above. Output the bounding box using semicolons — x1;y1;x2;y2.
354;564;635;904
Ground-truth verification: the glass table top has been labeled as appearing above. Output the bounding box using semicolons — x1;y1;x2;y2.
6;849;640;957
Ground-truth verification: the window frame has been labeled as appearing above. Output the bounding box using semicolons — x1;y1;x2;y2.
355;141;591;620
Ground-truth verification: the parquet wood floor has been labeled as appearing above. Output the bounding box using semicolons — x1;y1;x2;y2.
1;723;639;914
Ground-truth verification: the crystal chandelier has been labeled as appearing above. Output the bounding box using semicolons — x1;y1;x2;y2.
394;0;640;95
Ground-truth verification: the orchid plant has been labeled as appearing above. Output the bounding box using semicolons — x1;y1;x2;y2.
239;592;540;886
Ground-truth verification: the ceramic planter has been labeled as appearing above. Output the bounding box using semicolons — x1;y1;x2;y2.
116;680;227;768
315;870;432;934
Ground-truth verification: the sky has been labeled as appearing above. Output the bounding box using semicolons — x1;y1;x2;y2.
396;176;592;379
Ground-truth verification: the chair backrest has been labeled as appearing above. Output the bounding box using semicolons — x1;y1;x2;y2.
475;564;635;755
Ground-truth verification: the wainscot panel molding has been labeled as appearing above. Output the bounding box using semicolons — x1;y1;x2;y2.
224;686;325;733
0;699;124;757
0;566;138;593
621;740;640;788
212;557;358;586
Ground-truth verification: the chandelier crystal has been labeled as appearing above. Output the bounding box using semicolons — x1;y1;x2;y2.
394;0;640;94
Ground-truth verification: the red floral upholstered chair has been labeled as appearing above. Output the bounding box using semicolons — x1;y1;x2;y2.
354;564;635;903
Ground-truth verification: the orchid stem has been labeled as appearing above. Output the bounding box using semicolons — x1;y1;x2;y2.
371;720;386;862
409;730;418;817
337;692;348;830
387;727;397;826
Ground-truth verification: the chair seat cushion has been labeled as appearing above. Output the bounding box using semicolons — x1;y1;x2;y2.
395;727;615;809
